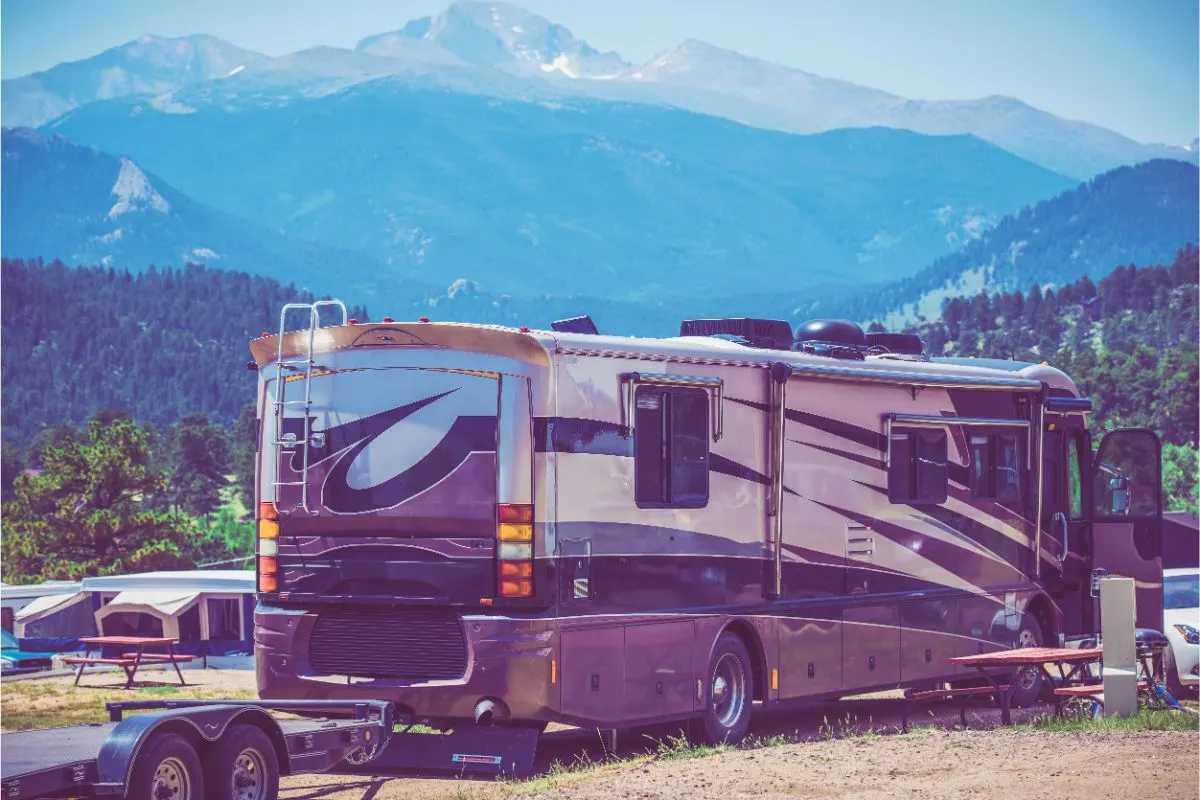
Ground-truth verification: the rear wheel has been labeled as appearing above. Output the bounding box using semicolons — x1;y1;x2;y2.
1007;616;1044;709
204;724;280;800
695;633;753;746
128;733;204;800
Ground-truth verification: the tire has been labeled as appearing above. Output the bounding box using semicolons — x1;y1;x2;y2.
1007;615;1044;709
204;724;280;800
1164;646;1188;699
695;633;754;746
128;732;204;800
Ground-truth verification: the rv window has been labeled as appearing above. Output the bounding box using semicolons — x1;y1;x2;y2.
207;598;242;640
1067;437;1084;520
888;428;947;504
1041;430;1065;519
634;386;709;507
969;431;1022;505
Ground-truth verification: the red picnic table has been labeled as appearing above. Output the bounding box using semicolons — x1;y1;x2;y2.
63;636;197;689
949;646;1105;724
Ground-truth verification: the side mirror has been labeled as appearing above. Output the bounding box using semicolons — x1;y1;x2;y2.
1109;476;1130;514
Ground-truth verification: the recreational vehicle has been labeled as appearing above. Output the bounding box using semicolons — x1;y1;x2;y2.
251;305;1164;745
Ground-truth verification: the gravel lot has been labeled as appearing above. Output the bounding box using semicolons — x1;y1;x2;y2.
5;669;1194;799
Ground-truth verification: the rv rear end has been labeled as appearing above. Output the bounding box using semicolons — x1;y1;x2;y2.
250;319;557;726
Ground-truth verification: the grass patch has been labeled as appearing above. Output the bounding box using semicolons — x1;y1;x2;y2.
497;748;651;797
0;679;257;732
1013;706;1199;733
653;732;734;760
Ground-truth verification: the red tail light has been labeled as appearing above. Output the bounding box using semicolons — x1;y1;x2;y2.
497;504;534;598
257;503;280;593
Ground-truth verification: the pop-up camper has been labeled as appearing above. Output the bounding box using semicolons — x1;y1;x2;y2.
0;580;80;633
14;570;254;666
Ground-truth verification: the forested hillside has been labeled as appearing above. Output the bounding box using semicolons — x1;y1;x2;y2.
0;258;367;446
900;244;1198;511
793;159;1200;325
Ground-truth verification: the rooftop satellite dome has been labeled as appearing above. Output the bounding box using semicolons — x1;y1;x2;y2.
793;319;868;360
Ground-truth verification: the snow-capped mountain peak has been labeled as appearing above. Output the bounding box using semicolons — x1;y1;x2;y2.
108;157;170;218
358;0;629;78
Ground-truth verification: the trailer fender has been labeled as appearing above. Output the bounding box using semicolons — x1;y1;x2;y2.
95;706;288;791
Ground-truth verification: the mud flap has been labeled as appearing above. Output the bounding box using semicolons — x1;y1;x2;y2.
331;726;540;779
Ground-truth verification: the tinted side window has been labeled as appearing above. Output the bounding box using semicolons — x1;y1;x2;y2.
1068;436;1084;520
1041;429;1065;519
634;387;709;507
888;428;947;504
969;431;1023;506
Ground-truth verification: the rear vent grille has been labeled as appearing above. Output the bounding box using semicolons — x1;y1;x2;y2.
308;607;467;680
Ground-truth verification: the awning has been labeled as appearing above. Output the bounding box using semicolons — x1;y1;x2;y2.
100;591;201;618
14;591;85;623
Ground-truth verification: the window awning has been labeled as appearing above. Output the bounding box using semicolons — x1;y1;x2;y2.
100;591;201;618
14;591;85;623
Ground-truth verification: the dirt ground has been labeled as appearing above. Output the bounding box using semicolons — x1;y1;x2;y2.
4;670;1196;799
278;696;1200;800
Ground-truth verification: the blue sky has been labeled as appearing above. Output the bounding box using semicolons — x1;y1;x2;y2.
3;0;1197;144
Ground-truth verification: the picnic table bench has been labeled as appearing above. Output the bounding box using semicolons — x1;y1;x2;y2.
68;636;194;689
901;683;1011;732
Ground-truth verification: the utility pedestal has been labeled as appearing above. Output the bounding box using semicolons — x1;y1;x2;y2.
1100;576;1138;717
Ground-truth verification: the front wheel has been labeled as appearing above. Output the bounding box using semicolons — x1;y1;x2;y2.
696;633;754;746
1007;616;1044;708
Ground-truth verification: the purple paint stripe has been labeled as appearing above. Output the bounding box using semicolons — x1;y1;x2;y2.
780;542;906;577
811;499;1023;586
850;478;1030;570
792;439;885;470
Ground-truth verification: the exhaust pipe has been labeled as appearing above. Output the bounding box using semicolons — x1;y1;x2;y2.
473;698;509;725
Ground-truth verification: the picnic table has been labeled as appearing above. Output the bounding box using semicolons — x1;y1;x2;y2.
948;643;1167;722
949;646;1104;724
62;636;196;689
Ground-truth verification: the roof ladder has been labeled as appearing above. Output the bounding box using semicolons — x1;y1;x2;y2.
271;300;347;515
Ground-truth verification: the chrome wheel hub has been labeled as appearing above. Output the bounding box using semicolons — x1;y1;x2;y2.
232;747;267;800
712;653;746;729
153;757;191;800
1016;628;1040;690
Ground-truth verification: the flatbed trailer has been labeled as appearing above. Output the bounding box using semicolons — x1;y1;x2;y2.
0;699;540;800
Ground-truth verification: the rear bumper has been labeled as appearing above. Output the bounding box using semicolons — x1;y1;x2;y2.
254;604;556;723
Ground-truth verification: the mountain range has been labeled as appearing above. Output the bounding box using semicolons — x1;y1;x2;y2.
4;1;1195;180
41;79;1075;299
3;0;1197;331
0;127;400;299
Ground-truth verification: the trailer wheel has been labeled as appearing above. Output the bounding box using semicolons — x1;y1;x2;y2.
696;633;754;746
204;725;280;800
127;732;204;800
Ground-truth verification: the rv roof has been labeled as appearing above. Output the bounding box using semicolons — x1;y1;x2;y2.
253;319;1079;396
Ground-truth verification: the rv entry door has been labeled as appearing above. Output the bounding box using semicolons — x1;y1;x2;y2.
1088;428;1164;633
